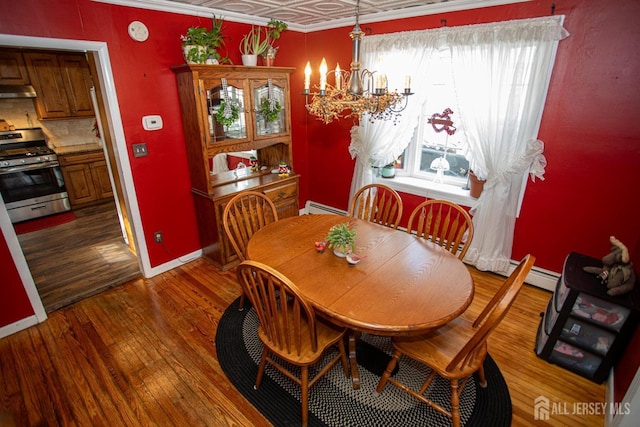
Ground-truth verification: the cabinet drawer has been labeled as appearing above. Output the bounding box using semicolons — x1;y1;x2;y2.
262;181;297;204
549;340;602;378
560;317;615;356
58;150;104;165
572;294;630;332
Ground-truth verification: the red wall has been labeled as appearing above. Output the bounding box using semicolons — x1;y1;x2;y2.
0;232;34;325
1;1;639;387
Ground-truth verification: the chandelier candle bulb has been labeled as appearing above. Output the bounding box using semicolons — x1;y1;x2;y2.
405;75;411;90
304;61;311;92
319;58;328;92
335;63;341;90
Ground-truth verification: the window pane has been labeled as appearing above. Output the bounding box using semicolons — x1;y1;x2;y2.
412;49;469;185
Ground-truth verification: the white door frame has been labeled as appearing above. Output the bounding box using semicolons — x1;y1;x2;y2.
0;34;152;334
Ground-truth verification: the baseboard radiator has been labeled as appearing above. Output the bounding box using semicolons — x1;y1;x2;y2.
304;201;348;216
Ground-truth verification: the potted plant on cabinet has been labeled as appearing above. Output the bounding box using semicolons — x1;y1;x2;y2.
262;19;288;66
239;26;269;66
181;15;230;64
325;223;356;257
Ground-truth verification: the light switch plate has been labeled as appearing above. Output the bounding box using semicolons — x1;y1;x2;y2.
133;143;148;157
142;115;163;130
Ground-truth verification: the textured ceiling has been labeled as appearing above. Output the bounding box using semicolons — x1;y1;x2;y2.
98;0;527;31
168;0;455;26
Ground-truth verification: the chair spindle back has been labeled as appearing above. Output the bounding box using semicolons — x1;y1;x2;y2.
349;184;403;229
407;199;474;259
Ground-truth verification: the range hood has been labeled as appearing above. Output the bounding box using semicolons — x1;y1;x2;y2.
0;85;37;99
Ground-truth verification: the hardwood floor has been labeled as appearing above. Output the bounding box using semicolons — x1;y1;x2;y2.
16;200;141;312
0;258;606;426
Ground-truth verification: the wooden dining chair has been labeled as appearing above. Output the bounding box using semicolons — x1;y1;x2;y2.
407;199;474;260
236;260;350;427
376;254;535;427
222;191;279;309
348;183;403;229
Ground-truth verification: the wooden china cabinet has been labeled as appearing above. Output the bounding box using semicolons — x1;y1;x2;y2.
172;64;298;270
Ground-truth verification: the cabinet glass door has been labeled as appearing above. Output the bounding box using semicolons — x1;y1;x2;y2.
253;79;286;137
207;79;247;142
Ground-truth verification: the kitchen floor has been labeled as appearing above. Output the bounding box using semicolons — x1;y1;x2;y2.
16;200;141;312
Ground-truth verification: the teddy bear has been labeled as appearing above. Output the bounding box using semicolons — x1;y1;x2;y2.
583;236;636;296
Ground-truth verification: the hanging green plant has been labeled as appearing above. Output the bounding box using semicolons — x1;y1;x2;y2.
216;100;240;127
259;97;282;123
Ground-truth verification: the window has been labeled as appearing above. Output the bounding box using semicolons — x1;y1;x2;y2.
395;49;470;189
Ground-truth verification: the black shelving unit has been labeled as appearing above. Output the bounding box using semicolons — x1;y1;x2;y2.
535;252;640;383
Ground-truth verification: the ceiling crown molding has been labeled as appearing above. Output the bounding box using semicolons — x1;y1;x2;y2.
91;0;530;33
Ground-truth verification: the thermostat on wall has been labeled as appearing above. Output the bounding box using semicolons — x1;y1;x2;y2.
142;115;163;130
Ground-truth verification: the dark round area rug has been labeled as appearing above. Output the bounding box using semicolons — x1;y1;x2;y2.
216;298;512;426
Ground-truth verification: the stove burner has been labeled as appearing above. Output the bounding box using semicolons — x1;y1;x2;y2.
0;127;57;168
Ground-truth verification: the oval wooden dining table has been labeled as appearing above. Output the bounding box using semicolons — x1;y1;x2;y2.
246;214;474;389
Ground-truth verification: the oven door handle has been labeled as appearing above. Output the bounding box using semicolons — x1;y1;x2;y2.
0;161;61;175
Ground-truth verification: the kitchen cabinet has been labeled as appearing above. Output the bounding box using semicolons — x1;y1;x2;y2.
0;49;30;85
172;64;298;270
59;150;113;206
535;252;640;383
23;51;94;119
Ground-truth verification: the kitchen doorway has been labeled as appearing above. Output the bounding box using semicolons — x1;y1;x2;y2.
0;35;149;317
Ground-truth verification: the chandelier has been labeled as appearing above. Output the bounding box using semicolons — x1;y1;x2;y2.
303;0;413;124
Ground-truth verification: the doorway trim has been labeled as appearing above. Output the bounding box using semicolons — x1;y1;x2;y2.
0;34;151;325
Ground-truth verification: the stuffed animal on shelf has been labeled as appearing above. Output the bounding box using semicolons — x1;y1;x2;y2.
583;236;636;296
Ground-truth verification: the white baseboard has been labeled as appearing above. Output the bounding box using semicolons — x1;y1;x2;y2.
0;314;40;339
505;260;559;291
145;249;202;278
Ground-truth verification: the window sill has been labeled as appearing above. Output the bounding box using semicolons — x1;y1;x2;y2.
380;176;476;208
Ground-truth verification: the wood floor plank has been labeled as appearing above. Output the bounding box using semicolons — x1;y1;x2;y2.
26;326;79;426
37;320;96;426
45;311;115;426
0;257;608;426
84;293;172;426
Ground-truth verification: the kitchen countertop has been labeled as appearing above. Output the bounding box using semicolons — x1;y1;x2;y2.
54;143;103;155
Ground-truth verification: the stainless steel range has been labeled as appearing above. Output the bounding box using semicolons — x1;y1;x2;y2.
0;128;70;223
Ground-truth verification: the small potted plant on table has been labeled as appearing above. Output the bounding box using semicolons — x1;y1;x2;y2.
325;223;356;257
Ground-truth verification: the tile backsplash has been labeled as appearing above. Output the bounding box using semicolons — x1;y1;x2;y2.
0;98;101;149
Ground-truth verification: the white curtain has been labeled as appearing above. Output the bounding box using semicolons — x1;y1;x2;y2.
450;17;569;272
348;16;568;272
348;32;436;201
